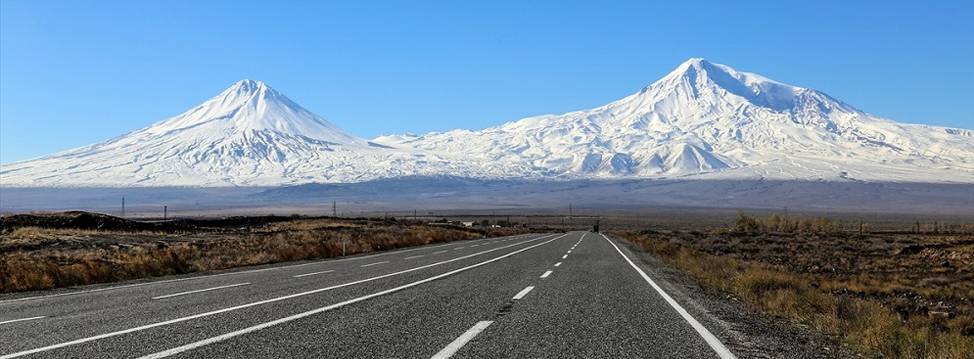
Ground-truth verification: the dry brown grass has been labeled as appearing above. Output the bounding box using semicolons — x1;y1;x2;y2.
615;231;974;359
3;226;171;239
0;218;515;293
732;213;840;234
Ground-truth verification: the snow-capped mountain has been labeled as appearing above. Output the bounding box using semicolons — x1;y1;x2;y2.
2;59;972;187
0;80;521;186
376;58;974;182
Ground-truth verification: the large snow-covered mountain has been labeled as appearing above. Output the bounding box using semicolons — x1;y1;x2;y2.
376;58;974;183
2;59;972;187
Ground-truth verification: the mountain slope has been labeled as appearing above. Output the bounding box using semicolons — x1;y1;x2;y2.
376;58;974;182
2;59;972;187
0;80;519;186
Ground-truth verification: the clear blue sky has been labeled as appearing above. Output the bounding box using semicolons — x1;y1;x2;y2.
1;0;972;163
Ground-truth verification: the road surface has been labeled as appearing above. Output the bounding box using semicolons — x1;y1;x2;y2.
0;232;737;358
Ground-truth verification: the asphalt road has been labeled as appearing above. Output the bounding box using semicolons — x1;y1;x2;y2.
0;232;738;358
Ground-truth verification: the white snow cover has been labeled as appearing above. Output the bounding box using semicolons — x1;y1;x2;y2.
379;58;974;182
2;60;973;187
0;80;529;186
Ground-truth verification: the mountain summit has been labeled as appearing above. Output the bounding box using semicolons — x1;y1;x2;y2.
3;59;973;187
141;79;365;145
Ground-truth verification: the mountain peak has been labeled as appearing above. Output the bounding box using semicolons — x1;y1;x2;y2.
647;58;805;111
232;78;262;87
220;79;281;101
678;57;710;68
137;79;366;145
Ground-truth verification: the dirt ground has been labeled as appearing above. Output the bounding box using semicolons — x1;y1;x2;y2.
645;229;974;329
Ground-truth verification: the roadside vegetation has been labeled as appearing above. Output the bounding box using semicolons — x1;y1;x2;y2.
615;213;974;359
0;212;535;293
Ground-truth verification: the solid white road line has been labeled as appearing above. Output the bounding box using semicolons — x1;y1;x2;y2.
430;321;494;359
135;235;567;359
554;262;562;267
292;270;335;278
0;234;561;359
0;316;46;325
404;255;425;260
454;247;465;250
540;270;553;279
512;286;534;300
601;234;737;359
433;250;449;255
152;283;251;300
360;261;389;268
0;234;535;305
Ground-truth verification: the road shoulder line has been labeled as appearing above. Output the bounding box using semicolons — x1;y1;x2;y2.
601;233;737;359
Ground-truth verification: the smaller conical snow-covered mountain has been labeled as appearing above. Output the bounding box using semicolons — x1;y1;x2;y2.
0;80;514;186
376;58;974;182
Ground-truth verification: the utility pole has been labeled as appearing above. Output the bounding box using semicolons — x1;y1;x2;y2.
121;196;125;218
413;209;417;221
569;203;574;230
164;205;167;220
333;200;337;217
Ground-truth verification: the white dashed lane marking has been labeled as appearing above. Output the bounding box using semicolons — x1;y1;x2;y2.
152;283;251;300
512;286;534;300
430;321;494;359
292;270;334;278
360;261;389;268
0;316;46;326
